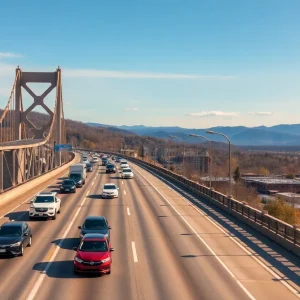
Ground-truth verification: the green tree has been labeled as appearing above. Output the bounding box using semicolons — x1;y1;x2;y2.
233;166;241;182
259;167;270;176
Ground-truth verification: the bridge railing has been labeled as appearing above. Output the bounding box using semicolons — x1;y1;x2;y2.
107;152;300;256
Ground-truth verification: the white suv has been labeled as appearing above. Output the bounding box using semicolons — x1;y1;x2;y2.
121;168;134;179
29;192;61;220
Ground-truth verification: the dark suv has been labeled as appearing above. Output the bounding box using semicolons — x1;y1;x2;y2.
106;164;116;173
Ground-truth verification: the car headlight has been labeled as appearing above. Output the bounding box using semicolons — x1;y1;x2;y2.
101;257;110;263
60;186;63;189
48;207;55;210
71;186;75;189
10;241;22;247
75;256;83;263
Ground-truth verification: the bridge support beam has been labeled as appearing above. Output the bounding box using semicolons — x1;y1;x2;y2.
15;68;22;140
55;67;62;167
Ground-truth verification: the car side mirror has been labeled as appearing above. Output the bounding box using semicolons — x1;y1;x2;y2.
78;226;82;229
73;247;78;251
110;248;115;252
30;200;33;203
108;226;112;229
24;232;29;236
117;188;119;190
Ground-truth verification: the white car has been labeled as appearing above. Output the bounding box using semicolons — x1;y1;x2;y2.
92;157;99;162
120;162;129;169
121;168;134;179
29;192;61;220
102;183;119;198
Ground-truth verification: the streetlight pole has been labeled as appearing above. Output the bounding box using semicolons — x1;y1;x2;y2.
206;130;231;196
133;139;144;158
169;135;185;169
189;133;212;189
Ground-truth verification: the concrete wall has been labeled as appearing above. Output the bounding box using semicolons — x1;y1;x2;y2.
0;153;79;208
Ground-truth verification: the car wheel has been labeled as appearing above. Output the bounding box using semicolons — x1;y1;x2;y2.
73;190;76;193
58;207;61;214
28;236;32;247
107;267;111;275
19;244;24;256
53;211;57;220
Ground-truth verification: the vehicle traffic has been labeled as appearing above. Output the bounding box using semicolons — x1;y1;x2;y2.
29;192;61;220
78;216;111;241
73;233;114;275
121;167;134;179
102;183;119;198
60;179;76;193
0;222;32;256
86;162;93;172
106;163;116;173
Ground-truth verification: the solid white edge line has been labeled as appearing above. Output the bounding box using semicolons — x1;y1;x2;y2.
26;195;88;300
122;181;124;185
124;190;126;195
133;167;256;300
127;207;130;216
131;241;138;262
144;168;300;297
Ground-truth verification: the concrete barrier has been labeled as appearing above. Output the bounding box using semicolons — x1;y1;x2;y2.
0;153;79;208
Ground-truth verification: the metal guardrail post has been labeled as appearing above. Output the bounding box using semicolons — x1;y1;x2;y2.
293;225;300;248
228;195;232;215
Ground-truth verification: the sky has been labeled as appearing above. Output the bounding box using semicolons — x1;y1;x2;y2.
1;0;300;128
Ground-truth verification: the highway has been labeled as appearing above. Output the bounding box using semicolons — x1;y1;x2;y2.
0;159;299;300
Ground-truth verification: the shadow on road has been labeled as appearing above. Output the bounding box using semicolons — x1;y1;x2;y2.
32;261;103;278
142;165;300;288
5;211;29;221
88;194;102;200
51;238;79;250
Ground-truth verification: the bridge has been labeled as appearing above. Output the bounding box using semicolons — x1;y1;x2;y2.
0;67;70;192
0;69;299;300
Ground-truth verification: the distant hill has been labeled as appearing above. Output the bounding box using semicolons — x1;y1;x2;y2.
86;122;300;146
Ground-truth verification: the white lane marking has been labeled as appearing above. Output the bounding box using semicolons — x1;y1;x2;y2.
91;181;95;186
134;167;255;300
131;241;138;262
0;171;68;220
124;190;126;195
26;195;88;300
122;181;124;185
127;207;130;216
139;168;300;297
86;190;90;196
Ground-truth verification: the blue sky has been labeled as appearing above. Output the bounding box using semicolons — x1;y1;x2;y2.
1;0;300;128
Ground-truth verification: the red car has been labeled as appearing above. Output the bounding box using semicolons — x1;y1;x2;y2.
73;233;114;275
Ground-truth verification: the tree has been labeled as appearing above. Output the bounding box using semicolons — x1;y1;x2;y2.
259;167;270;176
286;173;296;179
233;167;241;182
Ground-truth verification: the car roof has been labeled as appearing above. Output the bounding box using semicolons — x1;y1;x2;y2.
37;192;56;196
84;216;106;221
2;222;25;227
123;168;131;171
104;183;116;187
83;233;107;239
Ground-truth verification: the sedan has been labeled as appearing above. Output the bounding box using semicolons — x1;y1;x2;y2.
106;164;116;174
73;233;114;275
86;163;93;172
60;179;76;193
78;216;111;241
0;222;32;256
121;168;134;179
102;183;119;198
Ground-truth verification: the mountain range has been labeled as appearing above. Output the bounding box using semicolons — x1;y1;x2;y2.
86;123;300;146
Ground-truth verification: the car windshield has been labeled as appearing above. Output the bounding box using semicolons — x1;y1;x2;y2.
106;165;114;168
104;185;116;190
70;174;81;179
79;240;108;252
63;180;74;185
0;226;22;237
83;219;107;230
34;196;54;203
86;163;92;167
120;162;127;165
123;169;132;173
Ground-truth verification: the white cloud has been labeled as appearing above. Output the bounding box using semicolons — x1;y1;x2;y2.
124;107;139;111
63;68;235;80
188;111;239;117
0;52;22;59
248;111;274;116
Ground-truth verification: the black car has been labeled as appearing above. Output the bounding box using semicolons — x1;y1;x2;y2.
86;163;93;172
0;222;32;256
69;173;84;188
106;164;116;173
101;158;108;166
78;216;111;241
60;179;76;193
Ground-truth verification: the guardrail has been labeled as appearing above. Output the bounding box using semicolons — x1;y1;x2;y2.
78;149;300;257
